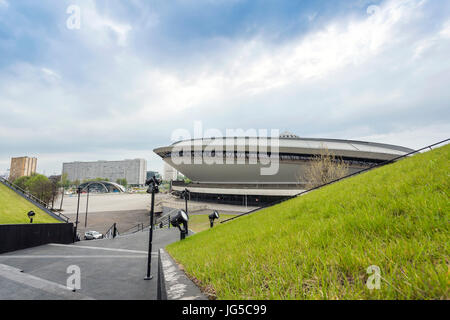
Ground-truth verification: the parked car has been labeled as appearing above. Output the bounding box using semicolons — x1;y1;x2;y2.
84;231;103;240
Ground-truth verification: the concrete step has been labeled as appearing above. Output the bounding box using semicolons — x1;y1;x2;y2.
0;263;94;300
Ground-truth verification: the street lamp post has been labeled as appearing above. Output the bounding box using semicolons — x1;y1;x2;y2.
59;186;65;211
84;185;90;228
182;188;190;235
144;176;161;280
73;186;82;243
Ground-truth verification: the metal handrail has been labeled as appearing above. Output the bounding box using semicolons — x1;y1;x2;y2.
56;211;71;222
104;223;119;239
155;208;179;226
155;215;173;229
221;138;450;224
120;222;148;235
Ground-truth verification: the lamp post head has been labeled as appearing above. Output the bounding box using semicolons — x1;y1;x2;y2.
145;176;161;194
171;209;189;227
182;188;190;199
170;209;189;239
208;210;220;221
208;210;219;228
27;210;35;223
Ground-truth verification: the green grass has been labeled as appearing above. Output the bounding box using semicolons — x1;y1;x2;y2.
0;183;60;224
167;144;450;300
188;214;238;233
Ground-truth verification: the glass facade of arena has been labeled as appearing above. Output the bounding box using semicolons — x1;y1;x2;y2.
173;190;287;206
161;151;383;167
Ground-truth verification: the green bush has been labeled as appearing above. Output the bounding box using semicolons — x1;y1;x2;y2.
14;174;54;204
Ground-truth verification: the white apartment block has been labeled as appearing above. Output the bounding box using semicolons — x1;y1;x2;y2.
62;159;147;186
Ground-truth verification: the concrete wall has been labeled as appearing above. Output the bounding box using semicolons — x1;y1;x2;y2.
0;223;74;254
62;159;147;186
163;163;178;181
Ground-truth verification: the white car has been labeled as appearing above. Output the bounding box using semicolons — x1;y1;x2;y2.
84;231;103;240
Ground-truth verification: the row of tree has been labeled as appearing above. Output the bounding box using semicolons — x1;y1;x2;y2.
13;173;129;206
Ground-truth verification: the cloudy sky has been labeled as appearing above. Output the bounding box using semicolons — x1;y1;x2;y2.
0;0;449;175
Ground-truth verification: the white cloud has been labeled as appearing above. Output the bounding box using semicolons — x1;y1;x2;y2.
41;67;61;80
99;0;433;124
123;0;431;108
354;123;450;150
0;0;8;8
439;20;450;38
1;0;449;174
79;1;133;47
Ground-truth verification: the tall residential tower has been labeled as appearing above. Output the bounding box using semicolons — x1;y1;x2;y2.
9;156;37;182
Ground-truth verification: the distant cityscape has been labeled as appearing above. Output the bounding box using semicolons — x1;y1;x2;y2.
3;156;180;187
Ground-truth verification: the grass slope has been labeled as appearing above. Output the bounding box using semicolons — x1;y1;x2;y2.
0;183;60;224
189;214;238;233
167;145;449;299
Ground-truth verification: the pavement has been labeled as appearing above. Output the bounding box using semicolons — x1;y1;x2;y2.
58;192;253;237
0;228;197;300
58;192;257;216
57;192;155;214
67;209;150;237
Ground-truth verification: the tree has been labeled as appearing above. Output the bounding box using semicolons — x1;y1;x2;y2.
25;174;53;204
48;176;61;209
61;173;71;189
59;173;71;211
300;146;349;189
13;175;32;191
116;178;127;187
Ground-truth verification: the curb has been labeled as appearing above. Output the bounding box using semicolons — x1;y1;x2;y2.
157;248;207;300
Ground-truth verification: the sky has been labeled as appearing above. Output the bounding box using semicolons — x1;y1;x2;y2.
0;0;449;176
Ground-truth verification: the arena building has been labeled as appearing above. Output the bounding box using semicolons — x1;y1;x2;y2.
153;133;413;206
